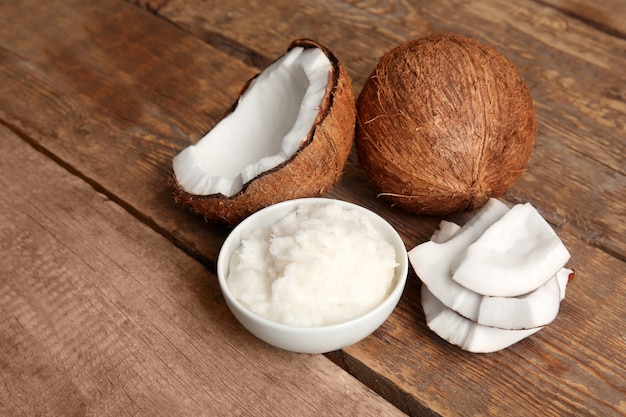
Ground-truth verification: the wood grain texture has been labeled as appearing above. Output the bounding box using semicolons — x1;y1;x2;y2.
0;0;256;263
0;124;405;416
0;0;625;416
537;0;626;37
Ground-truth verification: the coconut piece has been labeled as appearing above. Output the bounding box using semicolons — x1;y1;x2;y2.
409;198;509;319
356;33;536;215
422;217;567;330
477;274;563;329
421;285;542;353
430;220;461;243
451;202;571;297
170;39;356;225
556;267;575;301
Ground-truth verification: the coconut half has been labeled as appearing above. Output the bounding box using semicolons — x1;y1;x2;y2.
420;217;570;330
170;39;356;225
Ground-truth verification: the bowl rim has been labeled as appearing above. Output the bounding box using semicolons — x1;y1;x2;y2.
216;197;409;332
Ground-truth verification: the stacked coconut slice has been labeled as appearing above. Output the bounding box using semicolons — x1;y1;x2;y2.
409;199;574;353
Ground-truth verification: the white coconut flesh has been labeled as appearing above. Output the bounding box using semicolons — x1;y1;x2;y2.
422;217;570;330
451;202;571;297
421;285;543;353
173;46;332;197
556;267;570;300
411;198;572;352
421;267;572;353
429;220;461;244
409;198;509;320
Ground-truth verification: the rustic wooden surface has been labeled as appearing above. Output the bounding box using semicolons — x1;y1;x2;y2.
0;123;405;416
1;0;624;416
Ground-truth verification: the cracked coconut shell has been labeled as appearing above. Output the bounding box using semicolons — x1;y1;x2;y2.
356;33;536;215
170;39;356;225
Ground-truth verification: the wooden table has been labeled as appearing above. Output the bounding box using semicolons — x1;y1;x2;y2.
1;1;624;415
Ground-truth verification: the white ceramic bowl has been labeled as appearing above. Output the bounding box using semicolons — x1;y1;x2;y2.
216;197;409;354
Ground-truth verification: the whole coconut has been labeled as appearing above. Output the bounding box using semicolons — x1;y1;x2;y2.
356;33;536;215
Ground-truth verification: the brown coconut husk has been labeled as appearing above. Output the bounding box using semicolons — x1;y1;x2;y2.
356;33;536;215
170;39;356;226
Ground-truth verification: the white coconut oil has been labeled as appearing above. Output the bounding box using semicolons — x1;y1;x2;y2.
226;201;398;327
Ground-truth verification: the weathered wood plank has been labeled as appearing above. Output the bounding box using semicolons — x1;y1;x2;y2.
0;0;257;263
151;0;626;260
149;0;433;89
0;0;624;416
0;125;405;417
538;0;626;37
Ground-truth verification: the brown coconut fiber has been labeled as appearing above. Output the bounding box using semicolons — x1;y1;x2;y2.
356;33;536;215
